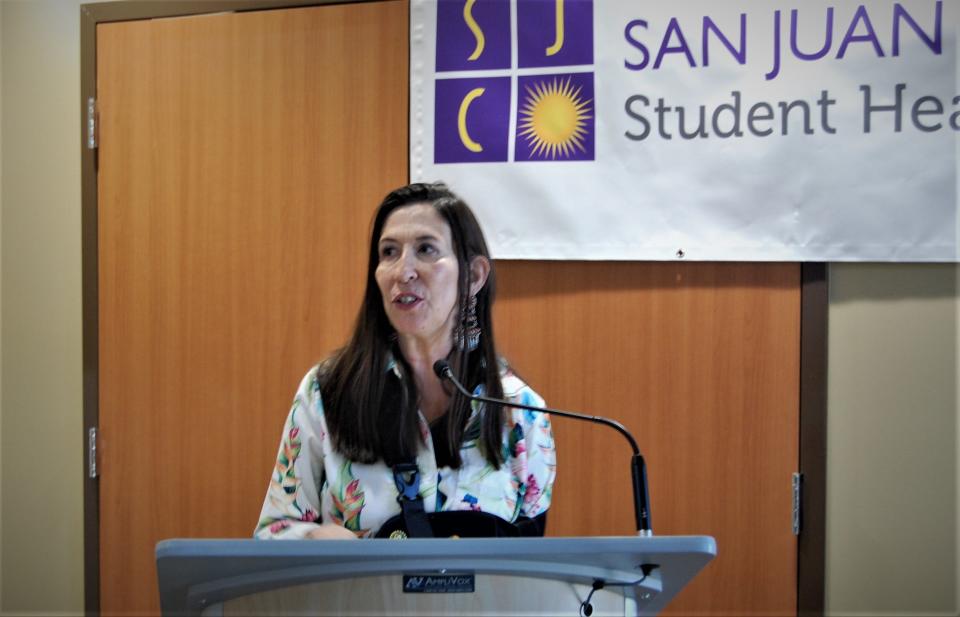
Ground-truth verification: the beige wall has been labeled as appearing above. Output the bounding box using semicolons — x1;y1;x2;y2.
826;264;958;616
0;0;85;614
0;0;4;603
0;2;957;616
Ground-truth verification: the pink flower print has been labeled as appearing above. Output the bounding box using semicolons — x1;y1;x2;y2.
329;462;368;535
269;520;291;534
514;440;527;456
280;426;302;472
523;474;541;507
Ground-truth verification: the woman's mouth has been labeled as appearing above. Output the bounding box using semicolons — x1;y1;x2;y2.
393;293;422;308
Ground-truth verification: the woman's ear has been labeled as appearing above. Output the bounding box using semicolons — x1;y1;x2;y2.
468;256;491;297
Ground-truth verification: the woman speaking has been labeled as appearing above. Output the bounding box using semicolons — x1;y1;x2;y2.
255;183;555;540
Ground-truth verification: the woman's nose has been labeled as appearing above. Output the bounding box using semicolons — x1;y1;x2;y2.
398;249;418;282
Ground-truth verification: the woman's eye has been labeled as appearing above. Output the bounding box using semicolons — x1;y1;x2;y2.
379;246;397;259
418;243;438;256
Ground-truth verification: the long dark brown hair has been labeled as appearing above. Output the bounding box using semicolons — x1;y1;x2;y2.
320;182;506;468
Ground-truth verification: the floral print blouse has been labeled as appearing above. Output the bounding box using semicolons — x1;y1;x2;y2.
254;362;556;539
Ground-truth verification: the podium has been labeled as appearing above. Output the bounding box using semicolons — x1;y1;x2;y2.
156;536;716;616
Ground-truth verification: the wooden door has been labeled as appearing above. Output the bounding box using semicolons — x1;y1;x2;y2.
96;3;408;613
495;261;799;615
95;2;798;615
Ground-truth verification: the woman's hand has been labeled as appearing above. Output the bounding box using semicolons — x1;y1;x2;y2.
306;524;361;540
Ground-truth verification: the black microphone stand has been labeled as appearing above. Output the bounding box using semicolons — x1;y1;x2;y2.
434;361;652;536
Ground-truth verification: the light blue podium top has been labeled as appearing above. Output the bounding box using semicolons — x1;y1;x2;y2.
156;535;717;616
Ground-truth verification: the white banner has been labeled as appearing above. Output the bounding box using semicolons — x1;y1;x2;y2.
410;0;959;261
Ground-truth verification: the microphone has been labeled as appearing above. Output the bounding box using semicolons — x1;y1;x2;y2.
433;360;652;536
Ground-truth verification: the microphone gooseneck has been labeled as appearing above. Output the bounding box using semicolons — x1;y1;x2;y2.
432;360;652;536
432;359;455;381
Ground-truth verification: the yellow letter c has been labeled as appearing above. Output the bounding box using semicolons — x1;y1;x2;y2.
458;88;485;153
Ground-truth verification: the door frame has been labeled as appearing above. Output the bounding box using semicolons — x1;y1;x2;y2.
798;262;827;617
79;2;828;615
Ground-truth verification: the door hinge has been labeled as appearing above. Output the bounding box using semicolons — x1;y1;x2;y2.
792;472;802;535
86;97;98;150
88;427;98;478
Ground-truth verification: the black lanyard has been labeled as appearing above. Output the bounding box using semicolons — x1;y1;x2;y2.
391;461;434;538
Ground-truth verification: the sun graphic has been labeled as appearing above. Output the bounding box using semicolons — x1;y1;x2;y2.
518;76;592;160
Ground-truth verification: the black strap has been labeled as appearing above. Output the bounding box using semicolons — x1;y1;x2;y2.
514;511;548;537
392;462;434;538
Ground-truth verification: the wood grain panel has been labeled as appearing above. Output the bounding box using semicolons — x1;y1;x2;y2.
96;3;408;613
494;261;800;615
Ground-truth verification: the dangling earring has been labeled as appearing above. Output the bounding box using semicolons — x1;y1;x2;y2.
456;295;481;351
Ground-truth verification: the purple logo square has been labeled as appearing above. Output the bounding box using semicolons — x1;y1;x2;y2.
518;0;593;68
515;72;594;162
435;77;511;164
436;0;511;72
